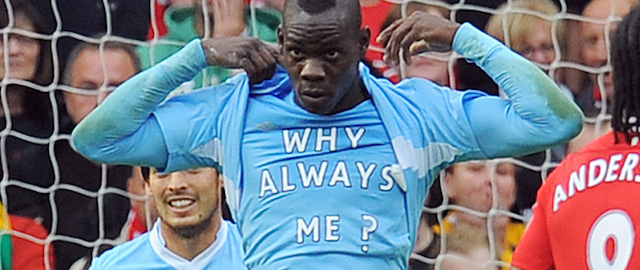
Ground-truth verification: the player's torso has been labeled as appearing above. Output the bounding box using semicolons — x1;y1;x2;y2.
544;136;640;269
238;92;411;269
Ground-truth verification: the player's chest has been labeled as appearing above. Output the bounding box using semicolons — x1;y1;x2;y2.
242;97;395;167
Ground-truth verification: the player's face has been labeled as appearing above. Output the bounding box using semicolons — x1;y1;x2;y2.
0;13;40;81
445;160;517;213
64;47;137;124
280;15;368;115
147;167;221;237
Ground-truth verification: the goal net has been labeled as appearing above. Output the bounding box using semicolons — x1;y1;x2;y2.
0;0;616;269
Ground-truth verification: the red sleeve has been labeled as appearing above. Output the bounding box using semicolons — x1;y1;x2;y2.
511;179;555;270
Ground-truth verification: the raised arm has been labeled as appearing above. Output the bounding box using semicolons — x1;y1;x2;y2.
378;12;583;158
72;37;278;169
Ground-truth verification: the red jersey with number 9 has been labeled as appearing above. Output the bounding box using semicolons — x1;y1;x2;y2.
512;131;640;270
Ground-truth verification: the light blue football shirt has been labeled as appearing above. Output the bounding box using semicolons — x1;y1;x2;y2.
239;91;407;268
89;220;246;270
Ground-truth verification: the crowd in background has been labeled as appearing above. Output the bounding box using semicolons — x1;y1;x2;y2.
0;0;626;269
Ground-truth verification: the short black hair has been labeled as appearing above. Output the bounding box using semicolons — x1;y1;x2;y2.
284;0;362;31
140;167;150;182
295;0;337;14
611;4;640;142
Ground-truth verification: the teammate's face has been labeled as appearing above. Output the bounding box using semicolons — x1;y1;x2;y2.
445;160;517;213
0;13;40;81
147;167;221;237
64;47;137;124
280;13;369;115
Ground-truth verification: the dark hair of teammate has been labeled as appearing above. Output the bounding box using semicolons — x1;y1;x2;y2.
611;5;640;143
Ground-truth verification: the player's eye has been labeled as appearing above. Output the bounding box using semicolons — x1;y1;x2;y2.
325;50;339;60
289;48;304;58
186;168;203;175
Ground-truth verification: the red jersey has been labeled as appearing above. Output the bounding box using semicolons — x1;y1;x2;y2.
512;131;640;270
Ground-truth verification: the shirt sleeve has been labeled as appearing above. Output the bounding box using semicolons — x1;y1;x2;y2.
72;39;211;170
511;180;555;270
450;23;584;159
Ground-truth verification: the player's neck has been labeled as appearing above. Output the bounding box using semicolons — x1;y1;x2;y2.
161;214;222;261
330;79;370;114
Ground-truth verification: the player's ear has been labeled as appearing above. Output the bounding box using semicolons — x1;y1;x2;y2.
444;170;456;199
145;181;152;196
359;26;371;57
278;26;284;54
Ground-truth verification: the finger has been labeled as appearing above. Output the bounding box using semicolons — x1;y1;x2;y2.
250;47;278;83
400;29;420;65
259;46;277;67
248;49;269;73
378;18;404;46
386;21;413;66
258;48;278;80
240;56;257;77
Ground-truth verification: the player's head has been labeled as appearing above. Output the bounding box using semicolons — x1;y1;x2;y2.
611;4;640;141
581;0;637;97
444;160;517;213
142;167;223;239
279;0;370;115
63;41;141;124
486;0;563;66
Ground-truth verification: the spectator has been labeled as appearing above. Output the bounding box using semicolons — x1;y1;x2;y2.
138;0;281;89
0;0;56;253
10;41;140;270
148;0;210;40
383;1;455;85
0;0;54;145
90;167;246;269
485;0;566;74
569;0;637;153
418;160;524;269
484;0;570;215
512;5;640;268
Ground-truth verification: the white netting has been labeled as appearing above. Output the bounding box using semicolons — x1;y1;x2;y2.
0;0;617;269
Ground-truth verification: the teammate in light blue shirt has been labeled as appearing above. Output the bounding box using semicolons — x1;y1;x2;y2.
73;0;583;269
90;168;246;270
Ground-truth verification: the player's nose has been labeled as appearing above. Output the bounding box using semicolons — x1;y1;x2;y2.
300;59;326;81
167;173;189;191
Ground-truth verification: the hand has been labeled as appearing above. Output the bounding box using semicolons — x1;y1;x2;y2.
211;0;245;37
202;37;280;84
377;11;460;66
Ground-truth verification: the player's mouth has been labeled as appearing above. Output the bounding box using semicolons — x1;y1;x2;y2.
166;196;196;213
299;88;329;103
